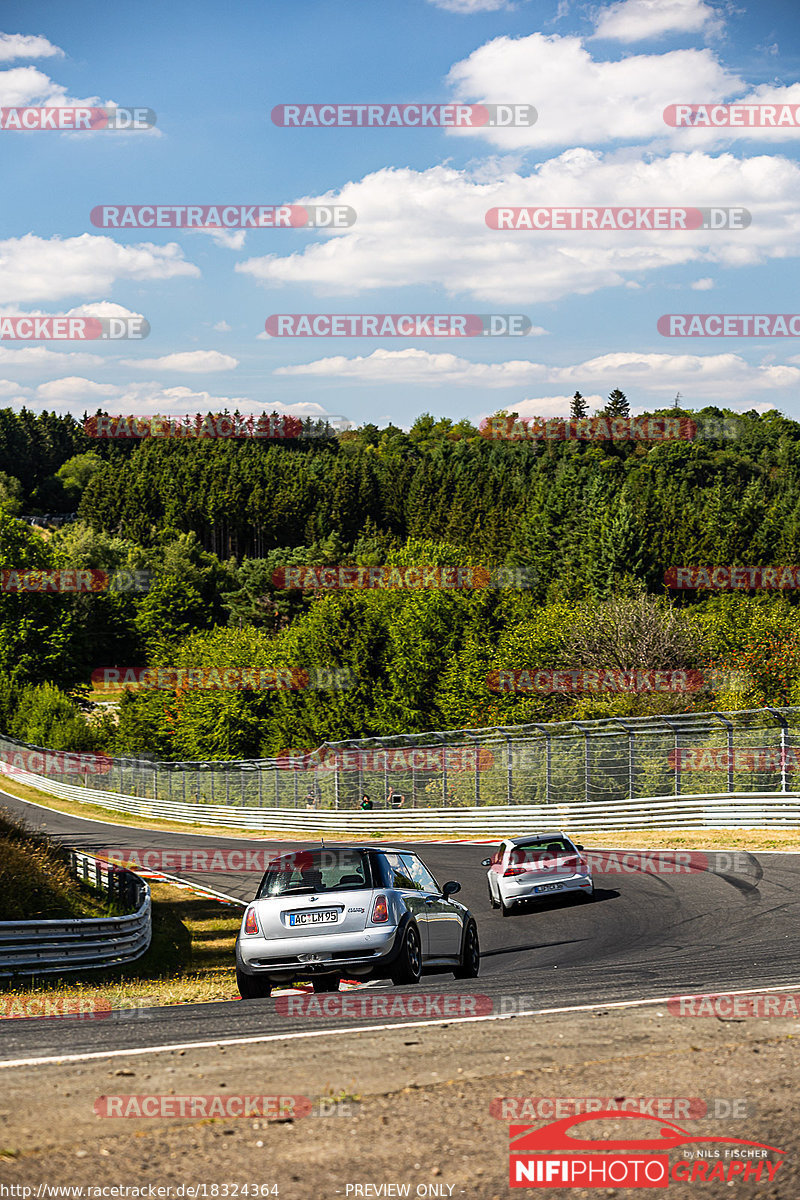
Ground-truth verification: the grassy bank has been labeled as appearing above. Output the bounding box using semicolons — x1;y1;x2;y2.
0;807;114;921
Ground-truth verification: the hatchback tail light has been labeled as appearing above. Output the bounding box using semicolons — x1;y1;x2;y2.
371;894;389;923
503;866;527;877
243;906;259;935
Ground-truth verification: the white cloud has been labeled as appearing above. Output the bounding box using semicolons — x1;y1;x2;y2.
0;379;30;397
426;0;512;10
275;346;800;399
0;346;103;368
119;351;239;373
43;380;344;419
592;0;723;43
0;33;64;61
66;301;147;320
213;320;232;333
35;377;120;403
486;393;605;419
0;234;199;303
443;33;740;148
0;64;101;109
690;277;714;290
237;153;800;304
188;227;247;251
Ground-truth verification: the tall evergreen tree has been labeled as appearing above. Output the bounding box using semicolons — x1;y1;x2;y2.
570;391;588;420
606;389;630;418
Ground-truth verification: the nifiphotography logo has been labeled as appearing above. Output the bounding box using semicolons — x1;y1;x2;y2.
508;1111;784;1188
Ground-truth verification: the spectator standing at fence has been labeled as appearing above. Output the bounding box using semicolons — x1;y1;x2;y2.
360;794;373;810
386;786;405;809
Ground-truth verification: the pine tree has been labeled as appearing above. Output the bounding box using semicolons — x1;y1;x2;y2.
606;389;629;418
570;391;588;420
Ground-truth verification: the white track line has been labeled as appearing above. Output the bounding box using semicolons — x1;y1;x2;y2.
2;981;799;1071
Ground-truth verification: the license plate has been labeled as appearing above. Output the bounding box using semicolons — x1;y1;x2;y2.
534;882;563;894
288;909;338;926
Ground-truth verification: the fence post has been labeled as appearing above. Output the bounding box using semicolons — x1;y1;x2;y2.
710;712;734;794
765;707;789;793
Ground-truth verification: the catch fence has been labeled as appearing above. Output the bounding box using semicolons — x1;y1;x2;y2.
1;706;798;813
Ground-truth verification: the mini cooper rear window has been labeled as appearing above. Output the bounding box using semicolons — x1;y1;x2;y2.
256;849;372;897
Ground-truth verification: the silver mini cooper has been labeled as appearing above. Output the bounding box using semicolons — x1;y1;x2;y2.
235;845;480;997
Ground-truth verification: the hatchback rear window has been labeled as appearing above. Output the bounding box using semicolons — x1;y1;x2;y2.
256;849;372;897
510;839;574;862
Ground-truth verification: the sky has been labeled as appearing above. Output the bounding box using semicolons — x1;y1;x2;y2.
1;0;800;429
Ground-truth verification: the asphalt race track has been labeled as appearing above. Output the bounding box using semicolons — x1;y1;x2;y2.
2;790;799;1063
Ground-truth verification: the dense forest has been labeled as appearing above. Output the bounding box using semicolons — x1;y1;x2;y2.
1;399;800;760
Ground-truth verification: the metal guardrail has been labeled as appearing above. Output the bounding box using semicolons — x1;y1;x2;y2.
3;707;800;812
0;851;151;977
1;764;798;833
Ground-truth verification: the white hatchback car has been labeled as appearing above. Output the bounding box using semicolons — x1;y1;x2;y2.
482;831;593;915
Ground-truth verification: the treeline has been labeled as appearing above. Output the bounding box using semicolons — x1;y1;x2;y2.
2;402;800;759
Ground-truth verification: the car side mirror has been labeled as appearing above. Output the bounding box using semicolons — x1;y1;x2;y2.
480;858;491;867
442;880;461;897
575;844;584;851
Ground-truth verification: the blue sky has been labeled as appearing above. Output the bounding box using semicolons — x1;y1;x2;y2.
1;0;800;428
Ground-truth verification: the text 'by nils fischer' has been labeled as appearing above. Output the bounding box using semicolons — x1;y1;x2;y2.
264;315;531;336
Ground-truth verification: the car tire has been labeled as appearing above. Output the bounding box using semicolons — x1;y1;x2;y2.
390;922;422;986
312;974;341;993
454;920;480;979
236;965;272;999
488;878;499;909
578;884;595;903
500;895;512;917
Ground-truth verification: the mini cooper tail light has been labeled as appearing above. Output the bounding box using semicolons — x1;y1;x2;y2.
371;894;389;923
243;906;259;935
